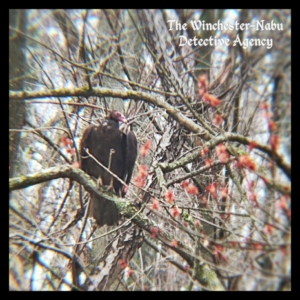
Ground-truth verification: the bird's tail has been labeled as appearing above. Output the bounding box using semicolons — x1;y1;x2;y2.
89;192;119;226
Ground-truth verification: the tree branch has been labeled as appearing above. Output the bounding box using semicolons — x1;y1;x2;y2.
9;164;224;290
10;87;209;139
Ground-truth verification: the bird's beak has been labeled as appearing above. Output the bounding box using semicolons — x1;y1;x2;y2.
119;114;127;124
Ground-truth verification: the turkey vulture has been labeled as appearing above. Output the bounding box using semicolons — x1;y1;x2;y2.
80;110;137;226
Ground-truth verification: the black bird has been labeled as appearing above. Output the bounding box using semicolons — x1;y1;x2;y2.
80;110;137;226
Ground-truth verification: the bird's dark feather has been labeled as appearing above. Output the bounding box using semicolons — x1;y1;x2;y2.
80;111;137;226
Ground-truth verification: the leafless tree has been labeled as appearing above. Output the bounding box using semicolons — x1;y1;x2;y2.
9;9;290;291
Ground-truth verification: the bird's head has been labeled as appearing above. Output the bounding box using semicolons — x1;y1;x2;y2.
110;110;127;124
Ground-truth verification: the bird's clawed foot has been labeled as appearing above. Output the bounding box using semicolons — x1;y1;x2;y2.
105;178;116;194
97;177;103;189
97;177;115;193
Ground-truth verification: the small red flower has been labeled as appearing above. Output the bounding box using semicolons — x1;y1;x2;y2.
165;190;175;204
248;192;258;207
186;183;198;195
220;187;228;198
219;152;230;163
212;113;223;126
180;180;189;189
279;246;288;256
66;148;75;155
215;244;223;252
140;140;152;157
252;242;263;250
203;93;221;107
198;74;207;97
150;226;161;238
215;144;230;163
119;259;128;269
151;198;160;210
277;196;289;211
248;192;257;202
138;165;148;179
198;74;207;87
171;206;180;218
206;183;218;198
248;180;255;189
59;136;67;145
238;155;257;171
133;165;149;188
200;147;209;157
230;241;237;248
59;136;73;147
264;224;274;235
171;240;178;247
283;185;290;193
204;158;213;168
133;176;146;188
215;144;226;155
213;245;227;262
248;141;257;151
268;120;277;132
270;135;280;151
